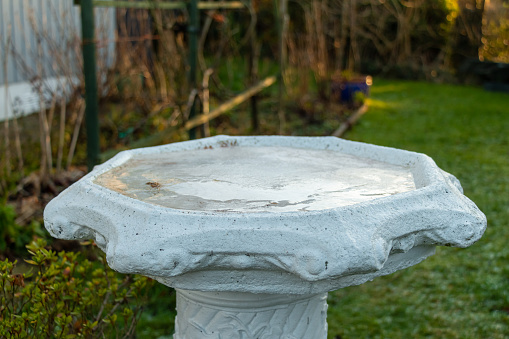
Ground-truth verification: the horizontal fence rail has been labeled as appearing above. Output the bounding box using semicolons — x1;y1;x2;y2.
75;0;245;10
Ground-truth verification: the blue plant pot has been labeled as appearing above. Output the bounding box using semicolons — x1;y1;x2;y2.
332;76;372;105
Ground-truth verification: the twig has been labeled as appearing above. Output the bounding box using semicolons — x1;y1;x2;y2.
38;102;48;179
198;11;215;72
123;306;143;339
332;103;368;138
5;18;26;175
33;14;54;177
98;286;135;329
47;93;58;132
154;62;168;102
94;291;112;324
12;112;24;174
240;0;257;45
66;99;86;170
3;25;12;178
183;89;200;121
201;68;214;137
57;96;67;173
185;76;276;130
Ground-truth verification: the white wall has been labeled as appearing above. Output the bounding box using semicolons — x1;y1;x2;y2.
0;0;116;121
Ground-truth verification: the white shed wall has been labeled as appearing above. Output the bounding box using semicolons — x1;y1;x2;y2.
0;0;116;121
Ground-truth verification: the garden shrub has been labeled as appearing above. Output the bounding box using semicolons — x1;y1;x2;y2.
0;238;154;338
0;205;47;258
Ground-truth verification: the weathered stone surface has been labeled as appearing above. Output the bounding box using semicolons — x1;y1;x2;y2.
44;135;486;295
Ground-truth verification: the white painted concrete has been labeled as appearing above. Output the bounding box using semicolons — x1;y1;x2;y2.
44;135;487;338
174;289;328;338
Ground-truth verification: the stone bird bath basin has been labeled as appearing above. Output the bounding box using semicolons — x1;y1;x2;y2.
44;135;486;338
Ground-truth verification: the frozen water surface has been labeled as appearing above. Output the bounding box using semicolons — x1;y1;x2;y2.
94;146;415;212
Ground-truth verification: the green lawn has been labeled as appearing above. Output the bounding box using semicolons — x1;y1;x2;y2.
326;80;509;338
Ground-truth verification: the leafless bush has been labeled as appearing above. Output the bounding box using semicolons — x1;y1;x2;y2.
114;7;188;113
285;0;460;87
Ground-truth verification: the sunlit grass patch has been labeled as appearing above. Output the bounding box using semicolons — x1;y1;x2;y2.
328;79;509;338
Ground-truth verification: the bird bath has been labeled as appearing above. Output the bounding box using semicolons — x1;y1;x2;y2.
44;135;486;338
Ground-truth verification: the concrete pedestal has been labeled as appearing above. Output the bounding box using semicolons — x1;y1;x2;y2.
174;290;328;339
43;135;486;338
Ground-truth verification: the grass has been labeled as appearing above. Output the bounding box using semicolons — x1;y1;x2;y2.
326;79;509;338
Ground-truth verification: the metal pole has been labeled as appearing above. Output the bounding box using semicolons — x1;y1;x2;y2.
81;0;100;170
188;0;199;140
248;0;259;132
275;0;287;134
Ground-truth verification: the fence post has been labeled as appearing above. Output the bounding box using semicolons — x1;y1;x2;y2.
188;0;199;140
81;0;101;170
248;0;259;132
275;0;288;134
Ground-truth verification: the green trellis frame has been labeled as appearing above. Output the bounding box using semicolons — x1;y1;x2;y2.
76;0;282;169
